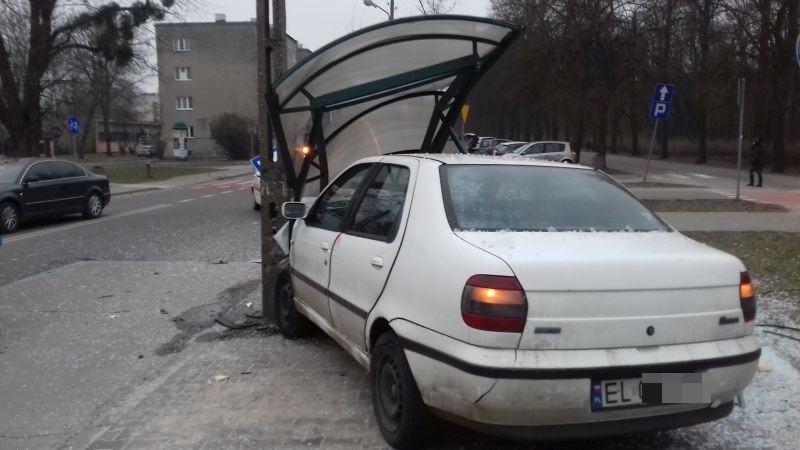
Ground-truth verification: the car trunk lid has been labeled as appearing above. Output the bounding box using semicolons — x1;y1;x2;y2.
454;231;748;350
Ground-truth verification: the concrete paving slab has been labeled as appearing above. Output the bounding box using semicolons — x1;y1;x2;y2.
0;261;260;449
659;212;800;232
629;188;727;200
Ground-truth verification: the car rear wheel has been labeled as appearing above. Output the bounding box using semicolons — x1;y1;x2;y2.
1;202;20;233
82;193;103;219
274;273;311;338
371;331;435;448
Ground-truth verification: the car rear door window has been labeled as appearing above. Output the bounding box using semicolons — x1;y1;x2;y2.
51;162;83;179
347;164;410;241
24;162;53;182
308;164;373;231
441;165;668;232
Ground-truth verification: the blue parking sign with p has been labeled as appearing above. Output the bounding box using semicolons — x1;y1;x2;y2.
650;83;674;120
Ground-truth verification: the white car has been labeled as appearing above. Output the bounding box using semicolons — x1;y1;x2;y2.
251;171;261;210
277;155;759;447
507;140;578;163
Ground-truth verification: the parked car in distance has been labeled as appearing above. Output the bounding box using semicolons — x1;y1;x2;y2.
509;140;577;163
0;158;110;233
135;144;155;157
492;140;527;155
276;154;759;447
472;137;510;155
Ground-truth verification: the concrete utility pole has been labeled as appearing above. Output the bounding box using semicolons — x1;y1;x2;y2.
257;0;290;324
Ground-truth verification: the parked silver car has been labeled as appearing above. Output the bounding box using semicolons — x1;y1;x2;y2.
510;141;577;163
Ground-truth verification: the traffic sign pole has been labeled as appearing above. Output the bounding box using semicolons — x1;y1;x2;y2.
643;120;659;183
72;134;77;159
736;78;746;201
644;83;674;182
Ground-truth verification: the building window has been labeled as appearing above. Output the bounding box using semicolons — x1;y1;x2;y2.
175;67;191;81
176;96;193;110
187;125;195;138
174;38;190;51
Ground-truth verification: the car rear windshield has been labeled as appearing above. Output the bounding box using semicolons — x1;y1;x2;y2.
440;165;668;232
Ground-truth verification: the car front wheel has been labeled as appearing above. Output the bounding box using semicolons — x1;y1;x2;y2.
274;273;311;338
371;331;435;448
1;201;20;233
82;193;103;219
252;188;261;210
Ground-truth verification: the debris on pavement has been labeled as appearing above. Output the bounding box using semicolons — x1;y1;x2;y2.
210;375;230;384
245;302;252;308
97;294;114;299
109;314;118;319
214;316;258;330
159;308;169;315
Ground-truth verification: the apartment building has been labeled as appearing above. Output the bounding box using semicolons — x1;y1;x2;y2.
156;15;305;158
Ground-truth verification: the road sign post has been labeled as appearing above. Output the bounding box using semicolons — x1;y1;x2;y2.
49;126;62;158
736;78;746;201
67;116;80;159
643;84;674;183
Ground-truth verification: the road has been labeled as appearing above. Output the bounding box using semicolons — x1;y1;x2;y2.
0;175;261;287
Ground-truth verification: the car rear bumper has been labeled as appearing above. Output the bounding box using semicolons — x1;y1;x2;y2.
432;400;734;441
392;319;758;434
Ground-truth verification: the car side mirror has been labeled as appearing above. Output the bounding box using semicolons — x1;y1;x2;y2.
281;202;307;220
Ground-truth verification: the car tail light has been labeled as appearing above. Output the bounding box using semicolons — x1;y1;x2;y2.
740;272;756;322
461;275;527;333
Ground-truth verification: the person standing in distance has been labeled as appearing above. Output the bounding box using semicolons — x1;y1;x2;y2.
747;138;764;187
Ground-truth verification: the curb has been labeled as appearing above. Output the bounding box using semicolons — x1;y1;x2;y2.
110;169;252;196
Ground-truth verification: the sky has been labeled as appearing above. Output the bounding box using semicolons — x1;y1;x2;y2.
173;0;494;51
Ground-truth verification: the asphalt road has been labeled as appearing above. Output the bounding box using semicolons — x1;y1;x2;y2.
0;175;261;287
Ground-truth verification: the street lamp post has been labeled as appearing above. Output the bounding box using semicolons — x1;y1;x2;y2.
363;0;394;20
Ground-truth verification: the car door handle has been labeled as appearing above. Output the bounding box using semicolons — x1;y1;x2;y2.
370;256;384;269
320;242;330;252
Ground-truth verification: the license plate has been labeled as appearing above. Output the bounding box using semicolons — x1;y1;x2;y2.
591;378;642;411
591;373;708;411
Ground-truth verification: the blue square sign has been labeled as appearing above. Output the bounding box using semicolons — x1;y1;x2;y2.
650;101;670;119
652;84;674;103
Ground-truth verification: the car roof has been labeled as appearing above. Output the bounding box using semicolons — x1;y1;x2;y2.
381;153;592;170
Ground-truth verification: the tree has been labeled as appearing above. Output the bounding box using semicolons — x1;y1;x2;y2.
416;0;457;14
0;0;173;157
210;113;250;160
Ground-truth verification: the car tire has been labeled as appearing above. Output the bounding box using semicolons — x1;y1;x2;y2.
274;272;311;338
1;201;20;233
561;159;574;164
371;331;436;448
82;193;104;219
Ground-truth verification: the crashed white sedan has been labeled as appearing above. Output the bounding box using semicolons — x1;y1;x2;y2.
276;154;759;447
264;15;758;448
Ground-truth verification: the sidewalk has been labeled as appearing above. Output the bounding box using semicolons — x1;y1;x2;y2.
658;212;800;232
111;164;253;195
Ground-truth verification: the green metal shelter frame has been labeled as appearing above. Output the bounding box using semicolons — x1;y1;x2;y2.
265;15;521;200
